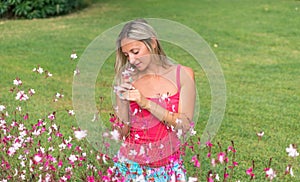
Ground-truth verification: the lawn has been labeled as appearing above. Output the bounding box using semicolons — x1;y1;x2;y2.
0;0;299;181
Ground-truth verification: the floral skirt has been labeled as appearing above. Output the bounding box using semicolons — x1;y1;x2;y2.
114;157;187;181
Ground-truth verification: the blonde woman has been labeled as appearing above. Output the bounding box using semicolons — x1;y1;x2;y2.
113;19;196;181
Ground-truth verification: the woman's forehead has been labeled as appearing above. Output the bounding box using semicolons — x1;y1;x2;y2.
121;38;144;50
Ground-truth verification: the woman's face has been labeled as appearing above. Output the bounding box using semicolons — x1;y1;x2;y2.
121;38;153;71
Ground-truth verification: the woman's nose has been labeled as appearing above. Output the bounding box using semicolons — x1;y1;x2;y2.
128;54;136;64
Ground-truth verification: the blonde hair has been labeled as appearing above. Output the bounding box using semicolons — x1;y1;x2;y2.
115;19;171;76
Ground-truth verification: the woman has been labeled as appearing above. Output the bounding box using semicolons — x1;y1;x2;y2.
112;19;196;181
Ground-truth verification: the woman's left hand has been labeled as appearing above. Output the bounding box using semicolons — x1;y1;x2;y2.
122;88;150;109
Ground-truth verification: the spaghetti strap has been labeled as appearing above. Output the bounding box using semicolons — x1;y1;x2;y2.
176;64;181;90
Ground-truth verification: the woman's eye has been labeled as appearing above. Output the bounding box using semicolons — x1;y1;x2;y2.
132;51;139;54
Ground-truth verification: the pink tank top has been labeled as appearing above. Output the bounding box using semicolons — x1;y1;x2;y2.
120;65;182;167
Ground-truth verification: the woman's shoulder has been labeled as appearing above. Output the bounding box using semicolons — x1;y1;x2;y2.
179;65;194;80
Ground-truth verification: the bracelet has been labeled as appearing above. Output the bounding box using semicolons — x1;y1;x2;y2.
140;99;151;110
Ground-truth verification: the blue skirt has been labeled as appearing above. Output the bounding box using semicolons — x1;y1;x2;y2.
114;157;187;181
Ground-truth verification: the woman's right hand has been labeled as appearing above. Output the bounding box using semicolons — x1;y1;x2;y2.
115;82;135;100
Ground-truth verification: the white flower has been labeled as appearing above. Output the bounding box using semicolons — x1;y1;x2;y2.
20;161;25;168
160;93;170;102
265;168;276;180
32;129;41;136
99;154;107;165
91;113;98;122
139;146;145;156
133;108;138;115
286;165;294;177
68;154;77;163
56;92;64;98
52;124;58;131
37;67;44;74
68;110;75;116
188;177;198;182
15;91;29;101
134;175;146;182
16;106;22;112
175;118;182;124
34;155;42;163
60;176;68;181
171;105;176;112
257;131;264;137
215;173;220;181
70;53;78;60
134;134;140;140
74;67;80;76
0;105;6;111
47;72;53;77
290;167;294;177
13;78;22;86
129;149;137;156
8;147;16;156
48;147;54;152
74;130;87;140
28;89;35;96
190;128;197;136
59;143;66;150
110;129;120;141
176;129;183;138
286;144;299;158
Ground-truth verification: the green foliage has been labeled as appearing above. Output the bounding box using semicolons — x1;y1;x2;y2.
0;0;88;19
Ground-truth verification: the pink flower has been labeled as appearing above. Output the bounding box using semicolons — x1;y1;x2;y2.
217;152;226;163
246;167;255;179
191;155;200;168
227;146;236;153
207;152;211;158
23;113;29;120
206;141;213;147
87;176;95;182
48;112;56;120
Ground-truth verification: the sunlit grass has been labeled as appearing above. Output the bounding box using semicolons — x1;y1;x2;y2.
0;0;299;180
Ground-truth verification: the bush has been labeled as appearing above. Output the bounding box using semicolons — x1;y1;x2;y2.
0;0;88;19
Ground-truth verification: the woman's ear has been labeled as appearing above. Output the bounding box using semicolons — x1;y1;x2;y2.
151;38;157;49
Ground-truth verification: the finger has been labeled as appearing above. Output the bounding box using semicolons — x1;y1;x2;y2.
120;83;135;90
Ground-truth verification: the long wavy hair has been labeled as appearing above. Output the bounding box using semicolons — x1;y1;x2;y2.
115;19;171;76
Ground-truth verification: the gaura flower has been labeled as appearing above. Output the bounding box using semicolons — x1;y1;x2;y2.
0;105;5;112
15;91;29;101
74;130;88;140
110;129;120;141
264;168;276;180
286;144;299;158
70;53;78;60
13;77;22;86
188;177;198;182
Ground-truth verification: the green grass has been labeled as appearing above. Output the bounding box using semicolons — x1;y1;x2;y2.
0;0;299;181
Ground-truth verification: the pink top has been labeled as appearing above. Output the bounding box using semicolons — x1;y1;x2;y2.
120;65;182;167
